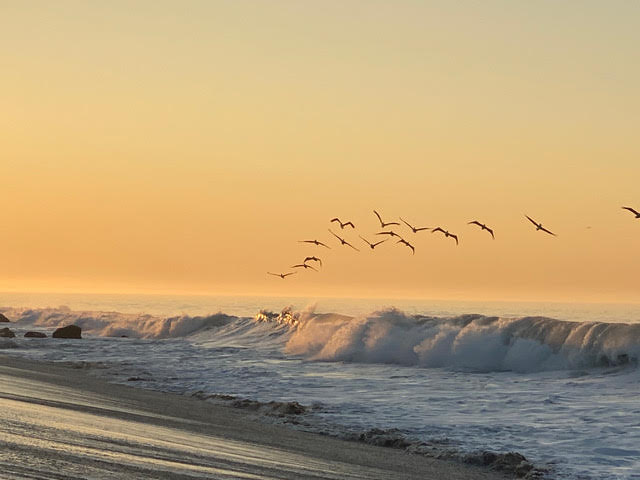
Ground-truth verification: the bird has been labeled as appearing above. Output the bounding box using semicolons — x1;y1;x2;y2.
267;272;297;279
374;210;400;228
328;229;360;251
622;206;640;219
303;256;322;267
432;227;459;245
291;263;318;271
400;217;431;233
468;221;495;239
396;238;415;254
375;230;400;238
298;239;331;249
330;218;355;229
525;215;556;236
359;235;387;249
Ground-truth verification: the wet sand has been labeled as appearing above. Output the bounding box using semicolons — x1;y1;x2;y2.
0;354;508;479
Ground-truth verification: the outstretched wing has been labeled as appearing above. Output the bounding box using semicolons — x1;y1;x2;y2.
317;241;331;249
359;235;372;246
622;206;640;216
330;218;341;224
328;229;342;241
344;221;355;229
468;220;482;227
267;272;280;277
413;226;430;232
432;227;445;234
540;226;556;236
372;239;387;247
487;227;495;239
376;231;396;237
291;264;306;269
344;240;360;251
400;217;413;230
525;215;539;227
282;272;297;277
373;210;383;226
450;234;459;245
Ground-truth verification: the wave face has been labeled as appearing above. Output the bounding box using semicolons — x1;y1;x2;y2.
2;306;236;339
3;305;640;372
284;309;640;372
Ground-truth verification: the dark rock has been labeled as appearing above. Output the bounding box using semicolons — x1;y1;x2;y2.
0;313;10;322
24;331;47;338
52;325;82;339
0;327;16;338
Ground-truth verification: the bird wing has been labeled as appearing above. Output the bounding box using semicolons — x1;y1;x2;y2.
451;234;459;245
344;221;355;229
283;272;297;277
291;264;306;269
487;227;495;239
540;226;556;236
384;221;400;226
317;241;331;249
267;272;280;276
414;227;430;232
343;240;360;251
432;227;445;234
468;221;482;227
525;215;539;227
372;239;387;247
622;206;640;216
328;229;342;241
330;218;340;224
359;235;372;246
373;210;383;226
376;231;393;236
400;217;413;229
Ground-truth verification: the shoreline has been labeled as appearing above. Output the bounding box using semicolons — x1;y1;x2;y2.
0;354;512;479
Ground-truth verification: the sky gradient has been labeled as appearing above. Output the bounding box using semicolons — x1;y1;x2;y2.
2;1;639;302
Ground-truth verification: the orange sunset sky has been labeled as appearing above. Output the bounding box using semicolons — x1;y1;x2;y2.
1;1;639;302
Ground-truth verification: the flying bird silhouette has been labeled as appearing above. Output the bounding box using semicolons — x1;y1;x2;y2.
375;230;400;238
432;227;459;245
328;229;360;251
330;218;355;229
373;210;400;228
359;235;387;249
291;263;318;271
303;256;322;267
468;221;495;239
400;217;430;233
267;272;297;279
622;206;640;219
396;238;415;254
525;215;556;236
298;239;331;249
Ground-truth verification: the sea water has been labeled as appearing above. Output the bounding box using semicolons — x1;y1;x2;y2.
1;292;640;479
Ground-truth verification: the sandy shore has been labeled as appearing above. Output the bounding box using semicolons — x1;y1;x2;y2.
0;354;509;479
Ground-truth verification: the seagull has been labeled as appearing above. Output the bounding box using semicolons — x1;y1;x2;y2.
622;206;640;219
396;238;415;254
303;256;322;267
525;215;556;236
432;227;459;245
400;217;431;233
375;230;400;238
359;235;387;250
374;210;400;228
291;263;318;271
298;239;331;249
468;221;495;239
330;218;355;229
267;272;297;279
328;229;360;251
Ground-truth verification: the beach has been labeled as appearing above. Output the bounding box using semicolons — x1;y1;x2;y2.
0;354;508;480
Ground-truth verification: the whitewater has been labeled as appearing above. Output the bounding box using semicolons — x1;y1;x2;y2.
2;293;640;480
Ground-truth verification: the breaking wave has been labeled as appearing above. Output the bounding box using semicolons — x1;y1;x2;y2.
1;306;235;339
284;308;640;372
3;305;639;372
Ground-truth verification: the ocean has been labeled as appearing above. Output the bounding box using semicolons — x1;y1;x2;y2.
1;292;640;479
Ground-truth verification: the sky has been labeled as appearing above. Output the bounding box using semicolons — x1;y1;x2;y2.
1;1;639;302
